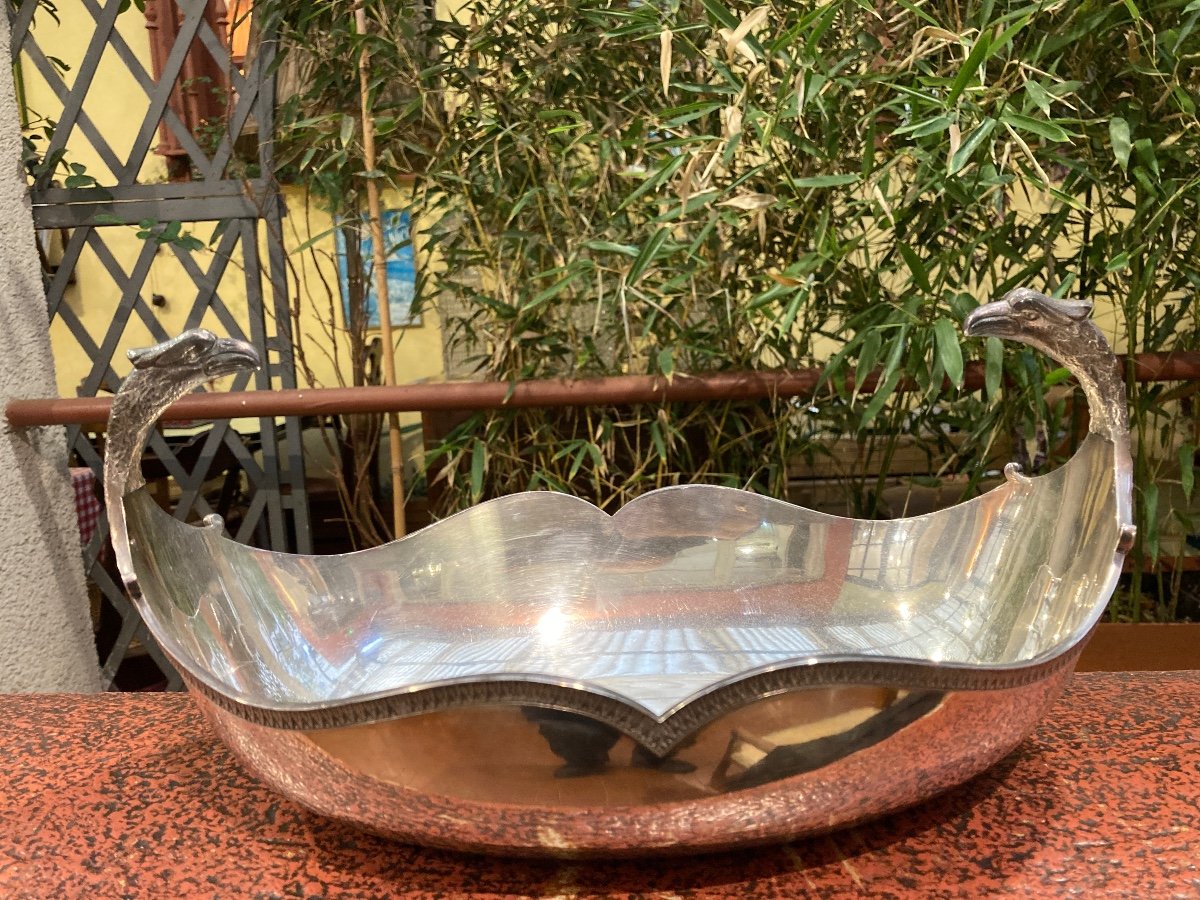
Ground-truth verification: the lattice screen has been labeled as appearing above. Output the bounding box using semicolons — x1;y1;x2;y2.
9;0;310;687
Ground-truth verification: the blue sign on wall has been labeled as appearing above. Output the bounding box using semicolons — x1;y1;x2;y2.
336;209;419;327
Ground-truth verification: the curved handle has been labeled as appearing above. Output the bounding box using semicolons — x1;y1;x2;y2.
102;330;260;594
963;288;1135;549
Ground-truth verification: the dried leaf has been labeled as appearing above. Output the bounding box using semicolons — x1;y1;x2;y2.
917;26;964;44
718;192;777;211
1002;121;1052;186
676;149;702;206
722;104;743;141
948;122;962;161
871;183;895;226
660;29;672;97
727;5;769;48
901;26;962;69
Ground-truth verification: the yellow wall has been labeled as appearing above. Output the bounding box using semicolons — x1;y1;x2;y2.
277;185;445;391
18;6;168;185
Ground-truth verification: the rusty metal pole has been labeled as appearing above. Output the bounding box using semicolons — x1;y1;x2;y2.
8;352;1200;429
355;3;406;538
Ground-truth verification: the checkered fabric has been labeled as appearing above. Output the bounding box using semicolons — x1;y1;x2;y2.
71;467;102;548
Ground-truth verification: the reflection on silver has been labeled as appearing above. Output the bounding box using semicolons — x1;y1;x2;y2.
126;435;1116;728
103;290;1134;855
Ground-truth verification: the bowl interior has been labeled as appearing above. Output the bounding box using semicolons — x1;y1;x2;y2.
128;434;1120;719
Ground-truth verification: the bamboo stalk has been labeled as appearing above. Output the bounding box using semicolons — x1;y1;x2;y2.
355;4;406;538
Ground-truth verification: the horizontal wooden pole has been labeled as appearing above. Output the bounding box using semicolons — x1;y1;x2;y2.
6;352;1200;428
30;180;274;228
5;368;832;426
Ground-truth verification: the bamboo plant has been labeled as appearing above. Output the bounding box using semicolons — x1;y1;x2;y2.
268;0;1200;620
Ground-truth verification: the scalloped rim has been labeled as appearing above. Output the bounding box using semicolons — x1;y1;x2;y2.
130;435;1124;749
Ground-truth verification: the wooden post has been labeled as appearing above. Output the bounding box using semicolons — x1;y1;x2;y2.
355;4;406;538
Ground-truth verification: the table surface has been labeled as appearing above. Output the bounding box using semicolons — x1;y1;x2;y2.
1;671;1197;898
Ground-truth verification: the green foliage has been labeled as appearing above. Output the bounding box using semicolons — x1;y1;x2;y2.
271;0;432;208
21;114;103;189
134;219;205;252
263;0;442;547
275;0;1200;618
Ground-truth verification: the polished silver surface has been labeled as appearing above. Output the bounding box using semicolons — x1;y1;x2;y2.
196;669;1075;856
127;431;1117;727
102;288;1134;854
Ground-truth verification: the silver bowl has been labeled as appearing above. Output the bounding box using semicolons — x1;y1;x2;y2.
103;289;1133;857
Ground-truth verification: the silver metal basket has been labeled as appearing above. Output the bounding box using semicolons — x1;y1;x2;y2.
103;289;1133;857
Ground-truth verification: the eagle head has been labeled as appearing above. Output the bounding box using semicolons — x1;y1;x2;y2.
963;288;1094;351
126;329;260;380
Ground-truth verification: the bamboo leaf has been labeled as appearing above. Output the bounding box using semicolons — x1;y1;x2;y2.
658;347;675;379
699;0;738;29
1105;252;1131;272
470;439;486;503
525;273;580;310
1141;483;1159;560
774;287;805;336
617;154;686;210
893;115;953;138
650;420;668;463
897;243;931;292
568;445;588;481
789;173;860;188
861;370;901;427
933;317;964;389
661;101;724;127
880;321;911;387
947;118;996;175
946;33;993;106
855;329;882;392
586;442;606;473
627;226;670;284
985;337;1003;399
582;240;639;257
1134;137;1159;176
1025;81;1052;115
1043;366;1072;387
1181;443;1195;501
1109;117;1132;169
1000;111;1072;142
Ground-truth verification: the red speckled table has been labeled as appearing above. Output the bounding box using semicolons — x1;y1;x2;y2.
1;671;1197;898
